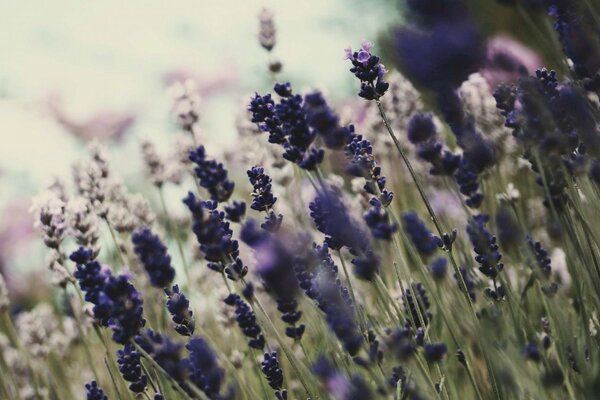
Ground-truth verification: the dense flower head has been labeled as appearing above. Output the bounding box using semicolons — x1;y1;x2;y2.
345;41;389;100
224;293;265;350
303;91;354;149
166;285;195;336
314;272;363;355
466;214;504;280
309;186;369;252
101;274;146;344
423;342;448;362
403;282;432;329
527;236;552;278
131;226;176;288
546;0;600;80
344;132;392;198
454;159;484;208
71;248;145;344
276;297;305;340
249;84;325;170
85;380;108;400
312;355;373;399
363;197;398;240
183;192;240;269
71;247;107;304
186;337;228;399
224;201;246;223
117;344;148;393
407;112;437;144
136;329;189;383
247;166;278;211
402;212;442;257
262;352;287;400
394;20;484;92
430;257;448;281
189;146;235;203
522;341;542;362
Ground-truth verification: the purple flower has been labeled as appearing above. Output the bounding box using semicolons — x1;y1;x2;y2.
346;41;389;100
85;380;108;400
186;337;229;399
224;293;265;350
189;145;235;203
117;344;148;393
166;285;195;336
261;352;287;400
402;212;442;257
132;227;176;288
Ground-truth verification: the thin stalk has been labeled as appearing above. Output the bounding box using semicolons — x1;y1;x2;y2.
158;186;191;285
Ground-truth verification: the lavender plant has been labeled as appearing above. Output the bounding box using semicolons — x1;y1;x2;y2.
5;1;600;399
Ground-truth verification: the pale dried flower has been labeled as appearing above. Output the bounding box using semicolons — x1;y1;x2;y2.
66;197;100;254
170;79;202;134
258;8;276;51
30;190;67;249
140;139;167;187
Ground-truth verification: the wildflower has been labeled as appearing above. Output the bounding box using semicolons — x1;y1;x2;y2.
66;197;100;256
85;381;108;400
344;132;393;200
247;166;278;211
454;159;484;208
262;351;287;400
249;84;325;170
136;329;188;383
312;355;373;399
430;257;447;281
388;366;422;398
166;285;195;336
183;193;243;279
345;41;389;100
363;197;398;240
30;190;66;250
140;139;167;187
132;226;176;288
314;273;363;355
186;337;229;399
403;282;432;328
224;293;265;349
189;145;235;203
117;344;148;393
522;342;541;362
402;212;442;257
309;186;368;252
495;206;523;250
101;274;146;344
303;91;353;149
387;326;417;360
258;8;276;51
466;215;504;280
424;342;448;362
171;79;201;133
527;236;552;278
224;201;246;223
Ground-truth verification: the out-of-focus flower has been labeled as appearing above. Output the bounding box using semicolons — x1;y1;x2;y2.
30;190;66;250
66;197;100;256
47;95;135;142
345;41;389;100
258;8;276;51
481;35;543;88
140;139;167;187
85;380;108;400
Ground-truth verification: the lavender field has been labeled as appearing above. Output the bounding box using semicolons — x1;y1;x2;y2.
2;0;600;399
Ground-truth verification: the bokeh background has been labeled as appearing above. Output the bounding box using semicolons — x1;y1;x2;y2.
0;0;551;298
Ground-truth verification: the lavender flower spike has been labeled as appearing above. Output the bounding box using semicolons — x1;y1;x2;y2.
346;41;389;100
132;226;176;288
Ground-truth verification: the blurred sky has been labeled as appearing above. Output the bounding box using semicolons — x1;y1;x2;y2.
0;0;400;276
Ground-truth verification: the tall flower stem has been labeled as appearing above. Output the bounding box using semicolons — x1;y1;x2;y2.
376;99;500;400
158;187;191;285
